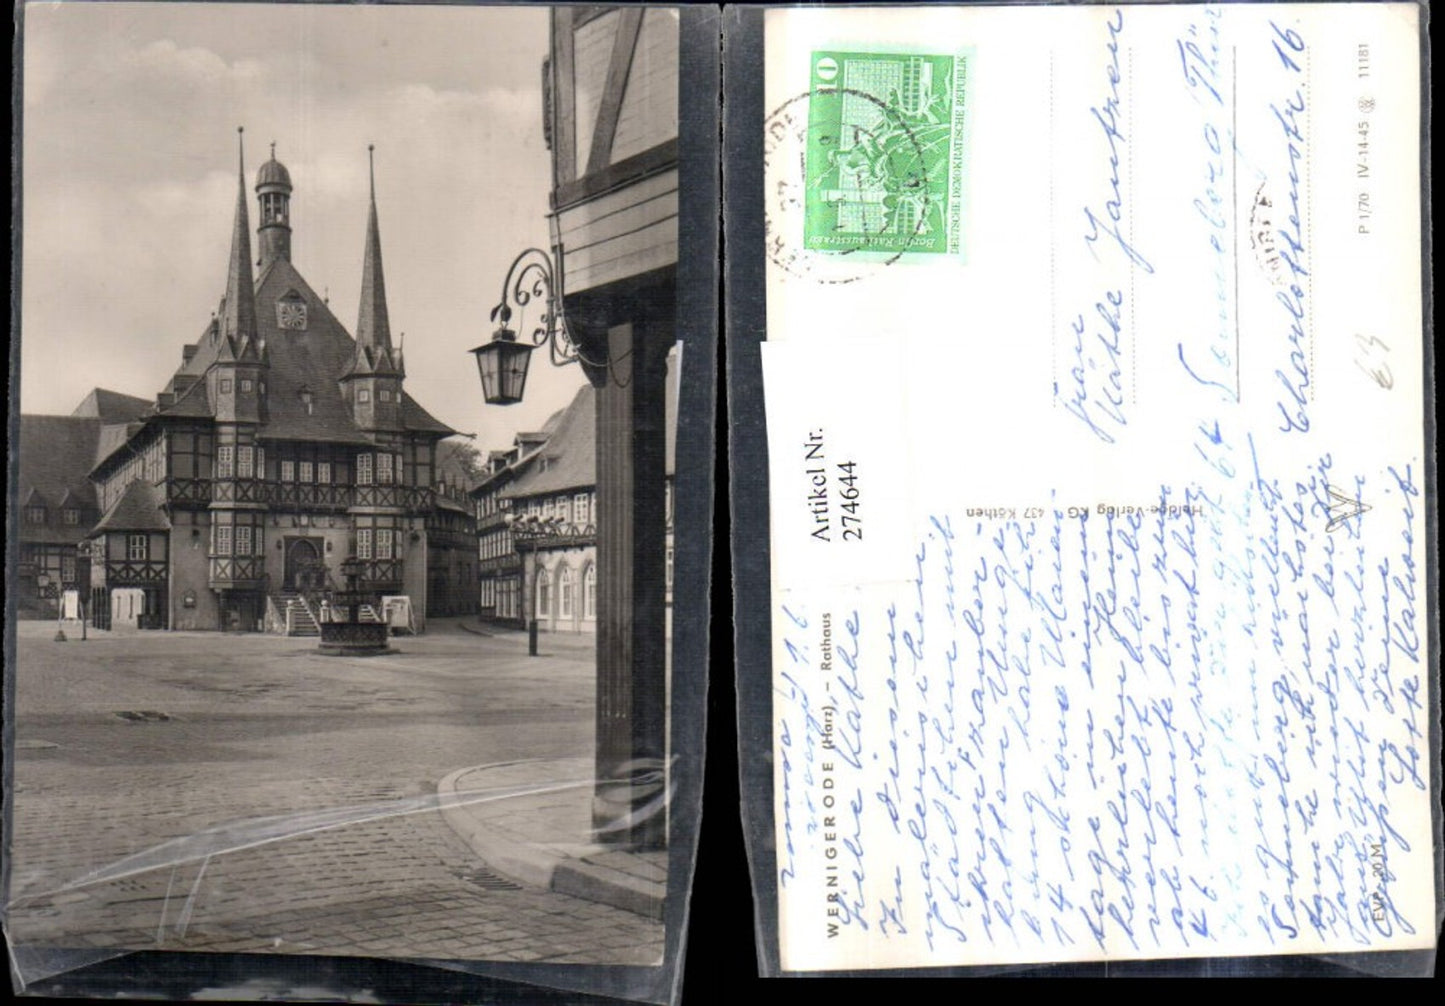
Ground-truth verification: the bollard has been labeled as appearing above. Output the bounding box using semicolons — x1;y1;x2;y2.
528;618;539;656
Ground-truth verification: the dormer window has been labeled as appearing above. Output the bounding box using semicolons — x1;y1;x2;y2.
298;385;314;415
26;505;46;524
63;508;80;526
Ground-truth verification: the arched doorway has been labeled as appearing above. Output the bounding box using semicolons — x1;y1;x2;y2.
284;537;325;592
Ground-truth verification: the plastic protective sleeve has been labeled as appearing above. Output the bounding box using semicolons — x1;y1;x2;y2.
3;4;721;1004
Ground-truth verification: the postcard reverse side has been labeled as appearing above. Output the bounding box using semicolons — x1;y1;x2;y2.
760;3;1434;970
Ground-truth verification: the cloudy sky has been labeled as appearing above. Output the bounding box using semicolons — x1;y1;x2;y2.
20;1;588;456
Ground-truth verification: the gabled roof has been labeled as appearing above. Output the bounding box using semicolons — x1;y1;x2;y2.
154;379;212;420
471;454;517;498
91;163;455;468
400;392;452;436
18;414;106;543
148;256;452;445
502;385;597;499
498;353;680;501
92;421;146;474
91;480;170;534
70;388;152;423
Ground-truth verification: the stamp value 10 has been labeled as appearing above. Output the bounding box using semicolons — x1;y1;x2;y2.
804;50;970;256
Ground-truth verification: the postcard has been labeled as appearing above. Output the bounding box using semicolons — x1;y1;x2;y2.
758;3;1435;971
8;4;717;1003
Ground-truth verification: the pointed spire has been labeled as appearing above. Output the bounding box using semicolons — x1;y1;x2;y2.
355;144;395;361
220;127;258;347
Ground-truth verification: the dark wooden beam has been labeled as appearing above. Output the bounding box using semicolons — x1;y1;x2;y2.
585;6;645;177
553;138;678;211
553;6;578;187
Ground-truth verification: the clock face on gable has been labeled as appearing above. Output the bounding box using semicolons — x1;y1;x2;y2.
277;298;308;330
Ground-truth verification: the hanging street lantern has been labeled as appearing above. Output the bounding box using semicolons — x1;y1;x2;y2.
470;325;536;405
473;247;592;406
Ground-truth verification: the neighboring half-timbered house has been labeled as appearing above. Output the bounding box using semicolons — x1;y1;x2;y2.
15;390;152;621
473;357;678;638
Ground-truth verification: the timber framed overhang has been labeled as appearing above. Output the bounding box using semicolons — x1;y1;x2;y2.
355;558;404;590
159;478;444;514
479;554;523;576
476;507;515;532
513;524;598;551
102;558;169;586
351;484;436;512
208;556;267;590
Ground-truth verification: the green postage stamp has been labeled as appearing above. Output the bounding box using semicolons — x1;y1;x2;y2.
804;50;969;256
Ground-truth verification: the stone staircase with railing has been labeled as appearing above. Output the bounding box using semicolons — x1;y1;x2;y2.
266;590;387;637
275;592;321;637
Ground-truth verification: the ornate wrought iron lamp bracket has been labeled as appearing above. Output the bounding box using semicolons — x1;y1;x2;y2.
489;248;592;369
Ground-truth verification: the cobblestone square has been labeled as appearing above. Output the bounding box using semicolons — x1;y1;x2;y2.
6;620;663;979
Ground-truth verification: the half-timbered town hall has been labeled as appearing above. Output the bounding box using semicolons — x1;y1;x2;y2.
33;135;468;632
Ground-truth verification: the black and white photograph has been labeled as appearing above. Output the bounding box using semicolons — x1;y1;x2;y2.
7;3;712;999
